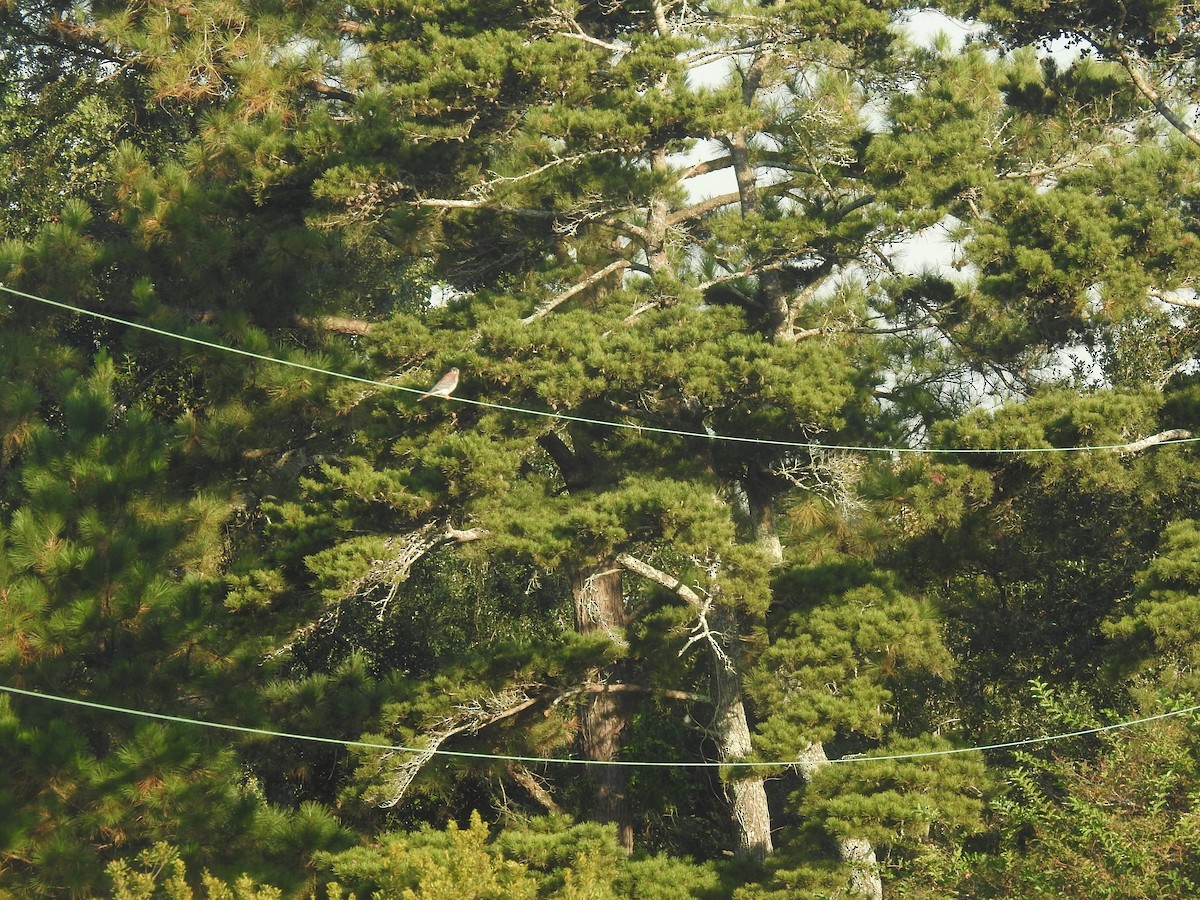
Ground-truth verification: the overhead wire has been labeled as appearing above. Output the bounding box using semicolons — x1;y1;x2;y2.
1;286;1198;766
2;282;1196;456
1;683;1196;768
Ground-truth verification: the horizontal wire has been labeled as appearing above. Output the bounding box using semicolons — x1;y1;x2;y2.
2;283;1196;456
1;683;1196;768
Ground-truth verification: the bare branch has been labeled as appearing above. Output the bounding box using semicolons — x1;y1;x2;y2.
311;80;356;103
375;688;539;807
833;194;876;221
468;149;621;197
412;197;556;217
1150;286;1200;309
682;155;733;179
616;553;734;672
772;447;866;515
667;191;743;226
615;553;705;609
1110;428;1192;455
297;314;374;336
521;258;632;324
555;29;626;52
550;683;709;707
507;764;563;814
1108;42;1200;150
264;521;486;660
542;1;627;53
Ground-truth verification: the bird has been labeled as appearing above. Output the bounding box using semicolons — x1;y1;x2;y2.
416;367;459;401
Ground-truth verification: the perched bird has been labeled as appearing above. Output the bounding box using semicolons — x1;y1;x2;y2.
417;367;459;401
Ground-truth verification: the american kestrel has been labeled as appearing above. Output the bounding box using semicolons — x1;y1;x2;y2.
417;367;459;401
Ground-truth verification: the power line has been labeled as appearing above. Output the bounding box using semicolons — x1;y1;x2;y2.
1;683;1196;768
2;282;1195;456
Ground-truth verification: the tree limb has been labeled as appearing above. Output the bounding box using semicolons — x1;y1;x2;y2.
264;521;486;660
615;553;705;609
667;190;744;226
550;683;710;707
1149;286;1200;309
507;764;563;814
1110;428;1192;455
412;197;557;216
521;259;632;324
298;314;374;336
374;687;540;807
311;80;356;103
1108;41;1200;150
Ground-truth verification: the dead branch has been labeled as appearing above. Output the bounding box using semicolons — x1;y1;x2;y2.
550;682;709;709
507;764;563;813
771;447;866;515
311;80;356;103
615;553;734;671
359;524;486;620
1110;428;1192;455
542;1;628;53
469;149;621;197
412;197;557;217
264;521;486;661
521;258;632;324
375;687;539;807
1149;286;1200;309
667;191;743;226
615;553;704;608
1109;41;1200;150
296;314;374;336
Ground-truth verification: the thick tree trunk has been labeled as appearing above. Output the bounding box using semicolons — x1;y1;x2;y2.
742;478;882;890
571;559;634;853
795;743;884;900
709;604;774;861
616;550;774;860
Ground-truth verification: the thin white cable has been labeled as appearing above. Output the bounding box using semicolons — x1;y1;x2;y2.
2;283;1195;455
0;684;1195;768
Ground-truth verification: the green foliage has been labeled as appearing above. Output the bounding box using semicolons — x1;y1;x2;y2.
9;0;1200;894
107;841;353;899
962;714;1200;897
1105;519;1200;691
751;574;954;751
316;812;718;899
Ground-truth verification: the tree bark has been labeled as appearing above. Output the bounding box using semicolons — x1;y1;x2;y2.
794;743;884;900
571;559;634;853
538;434;636;851
709;603;774;861
615;552;773;860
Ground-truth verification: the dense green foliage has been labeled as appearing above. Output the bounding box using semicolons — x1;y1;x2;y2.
3;0;1200;896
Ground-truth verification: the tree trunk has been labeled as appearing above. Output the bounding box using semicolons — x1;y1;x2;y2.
795;743;884;900
709;603;774;861
615;551;773;860
571;559;634;853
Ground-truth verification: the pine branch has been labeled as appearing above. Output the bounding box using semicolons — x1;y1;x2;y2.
521;258;632;324
1110;428;1192;455
1106;39;1200;150
376;687;540;807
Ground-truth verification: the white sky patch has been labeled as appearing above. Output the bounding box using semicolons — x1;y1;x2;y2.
898;8;987;50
